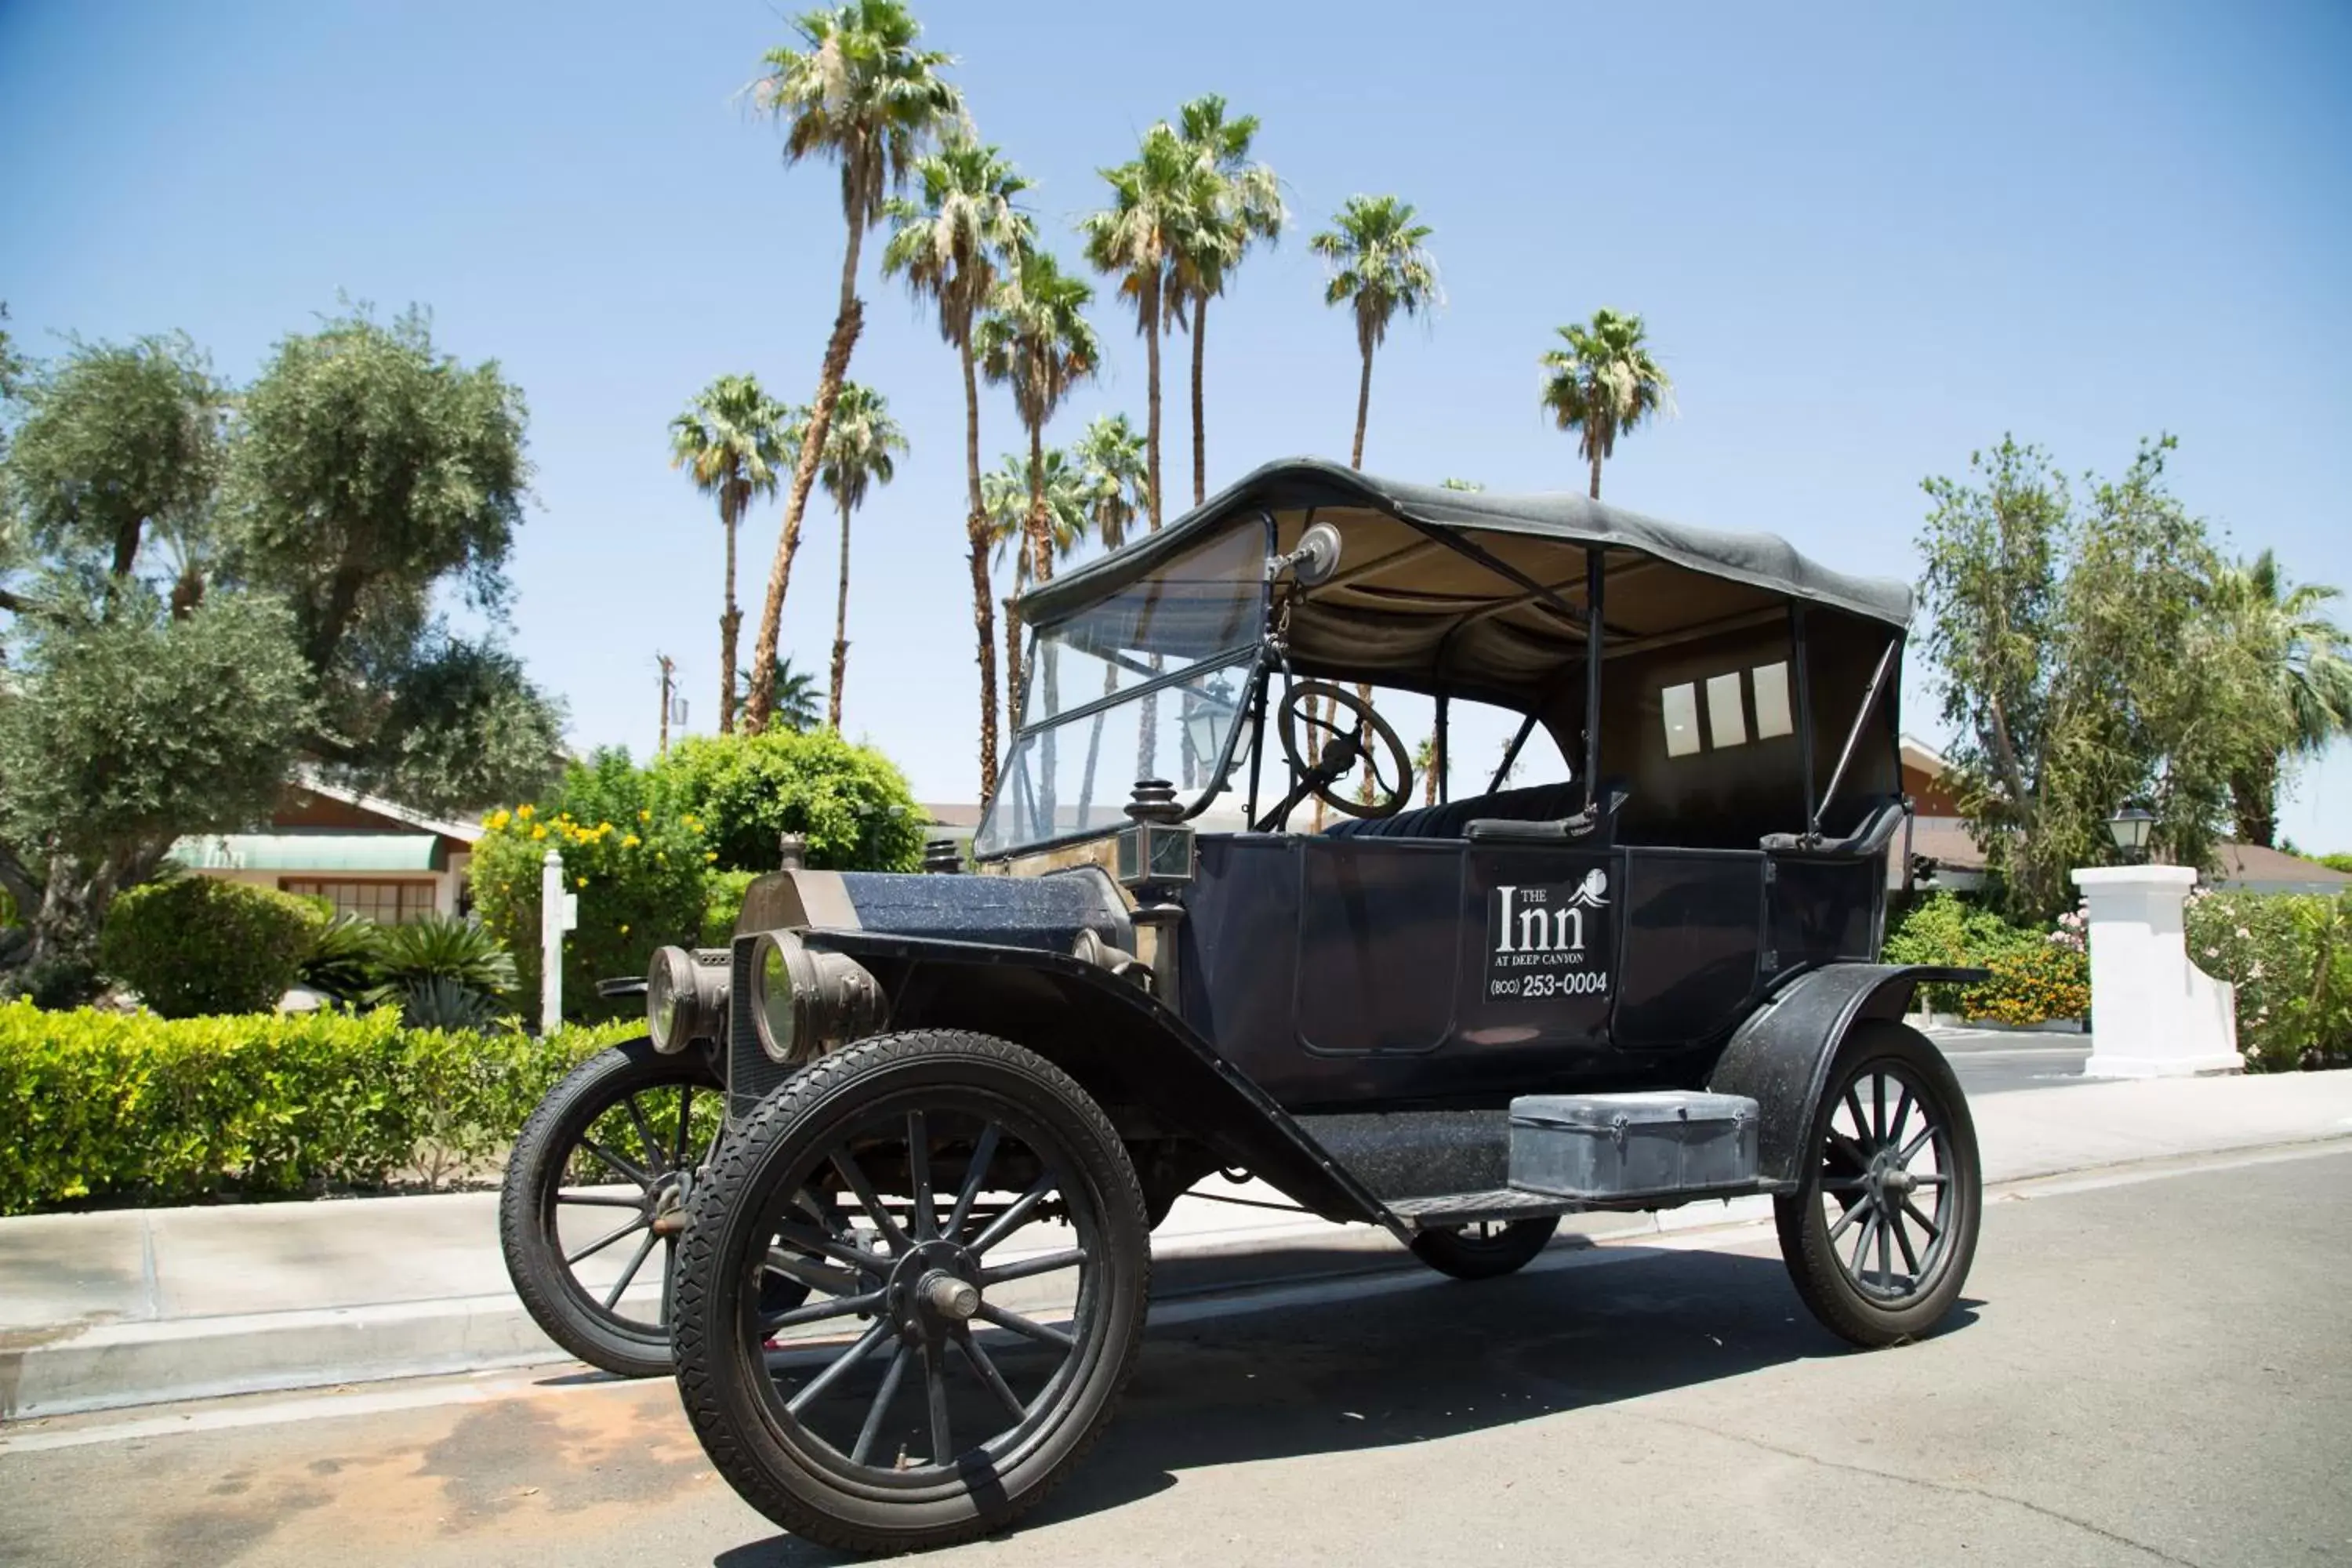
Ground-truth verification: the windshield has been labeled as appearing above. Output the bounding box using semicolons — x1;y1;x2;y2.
976;524;1267;856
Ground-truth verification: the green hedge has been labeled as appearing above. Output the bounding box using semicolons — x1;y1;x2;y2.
1882;893;2071;1019
2185;889;2352;1073
0;1000;637;1214
98;877;321;1018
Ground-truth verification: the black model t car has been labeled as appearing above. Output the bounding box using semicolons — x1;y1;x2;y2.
499;459;1981;1553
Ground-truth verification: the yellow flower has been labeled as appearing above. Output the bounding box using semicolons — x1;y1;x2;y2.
575;876;589;888
638;809;651;824
621;833;641;849
704;851;717;862
486;809;510;831
597;821;612;833
619;924;630;935
530;825;547;840
516;804;534;819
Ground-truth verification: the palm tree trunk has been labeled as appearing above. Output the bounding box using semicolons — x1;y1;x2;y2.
1145;274;1164;533
960;334;999;799
828;492;852;731
2230;764;2278;848
746;220;867;734
1588;448;1603;500
1025;420;1051;587
1190;292;1208;506
1004;596;1025;739
1350;344;1374;470
718;489;741;735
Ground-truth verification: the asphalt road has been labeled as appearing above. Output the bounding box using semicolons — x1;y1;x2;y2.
4;1142;2343;1568
1937;1027;2091;1095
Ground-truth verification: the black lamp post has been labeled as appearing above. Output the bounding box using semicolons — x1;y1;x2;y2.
2107;804;2154;866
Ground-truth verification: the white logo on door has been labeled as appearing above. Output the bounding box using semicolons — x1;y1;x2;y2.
1493;869;1609;956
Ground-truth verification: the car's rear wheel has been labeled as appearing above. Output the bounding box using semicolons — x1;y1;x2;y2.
672;1029;1151;1555
1775;1021;1981;1347
1410;1216;1560;1280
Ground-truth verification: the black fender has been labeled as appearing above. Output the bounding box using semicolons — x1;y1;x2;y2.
797;928;1405;1237
1706;964;1986;1189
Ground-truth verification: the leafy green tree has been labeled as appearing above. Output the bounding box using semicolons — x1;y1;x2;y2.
1916;437;2273;919
1308;195;1439;470
809;381;907;730
670;373;791;734
1081;123;1215;536
1537;308;1673;499
743;653;826;734
0;588;316;989
1439;477;1483;492
1170;95;1283;507
223;305;562;811
883;136;1033;797
743;0;963;735
655;728;926;876
5;334;227;591
981;448;1089;710
2201;550;2352;846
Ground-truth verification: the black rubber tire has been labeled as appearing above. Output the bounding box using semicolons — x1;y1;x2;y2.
672;1029;1152;1555
1774;1020;1982;1348
497;1036;722;1379
1410;1215;1562;1280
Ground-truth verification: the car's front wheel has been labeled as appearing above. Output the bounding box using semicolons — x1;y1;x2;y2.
671;1029;1151;1555
1775;1021;1981;1347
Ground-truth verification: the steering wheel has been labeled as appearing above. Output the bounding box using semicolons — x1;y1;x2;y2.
1276;681;1413;820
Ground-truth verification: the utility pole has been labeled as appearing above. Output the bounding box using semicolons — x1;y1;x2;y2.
657;653;676;756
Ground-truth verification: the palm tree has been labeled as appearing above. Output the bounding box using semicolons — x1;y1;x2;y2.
1171;96;1284;507
1308;195;1439;471
1073;412;1150;555
809;381;908;730
1080;123;1215;537
882;136;1033;795
669;374;791;734
1538;308;1674;499
742;653;826;732
1073;413;1152;809
976;248;1099;593
982;450;1088;765
742;0;963;734
2206;550;2352;846
1439;477;1484;492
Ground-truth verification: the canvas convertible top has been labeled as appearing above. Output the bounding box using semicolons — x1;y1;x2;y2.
1022;457;1911;631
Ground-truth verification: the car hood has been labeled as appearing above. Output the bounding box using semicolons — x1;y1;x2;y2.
735;866;1132;957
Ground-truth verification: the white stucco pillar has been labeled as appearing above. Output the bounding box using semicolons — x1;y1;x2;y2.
2071;864;2241;1079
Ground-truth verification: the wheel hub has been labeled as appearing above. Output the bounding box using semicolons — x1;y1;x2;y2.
648;1171;693;1236
887;1239;982;1339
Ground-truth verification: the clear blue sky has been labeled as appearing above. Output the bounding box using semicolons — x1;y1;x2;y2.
4;0;2347;848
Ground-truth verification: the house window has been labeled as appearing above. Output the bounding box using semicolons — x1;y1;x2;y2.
281;879;441;924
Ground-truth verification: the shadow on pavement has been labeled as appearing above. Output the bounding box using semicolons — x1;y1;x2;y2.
713;1242;1982;1566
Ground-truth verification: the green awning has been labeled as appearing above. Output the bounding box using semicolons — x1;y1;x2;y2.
169;833;447;873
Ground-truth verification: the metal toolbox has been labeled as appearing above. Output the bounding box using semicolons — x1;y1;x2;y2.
1507;1091;1761;1200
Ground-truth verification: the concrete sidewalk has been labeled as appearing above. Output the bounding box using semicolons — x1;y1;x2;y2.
5;1069;2349;1421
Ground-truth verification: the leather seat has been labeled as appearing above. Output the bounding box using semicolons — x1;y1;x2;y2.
1323;781;1583;841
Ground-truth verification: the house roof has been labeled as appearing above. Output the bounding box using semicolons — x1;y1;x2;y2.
292;768;485;844
172;833;452;874
1907;817;2351;895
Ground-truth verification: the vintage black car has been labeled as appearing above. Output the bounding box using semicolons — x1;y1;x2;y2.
499;458;1982;1554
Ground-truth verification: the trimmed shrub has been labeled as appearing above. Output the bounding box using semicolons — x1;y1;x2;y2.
99;877;318;1018
469;749;708;1021
2185;888;2352;1072
654;728;926;875
1960;942;2089;1027
0;1000;636;1213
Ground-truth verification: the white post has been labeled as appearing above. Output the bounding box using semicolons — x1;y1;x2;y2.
540;846;568;1035
2071;864;2242;1079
